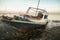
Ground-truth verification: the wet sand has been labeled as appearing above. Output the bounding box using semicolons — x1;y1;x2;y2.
0;20;42;40
0;20;60;40
0;20;21;40
41;21;60;40
41;26;60;40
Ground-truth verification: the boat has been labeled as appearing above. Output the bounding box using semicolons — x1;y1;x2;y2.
2;7;48;29
1;0;48;33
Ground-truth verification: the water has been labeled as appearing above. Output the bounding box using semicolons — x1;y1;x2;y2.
47;20;60;29
47;13;60;28
48;13;60;20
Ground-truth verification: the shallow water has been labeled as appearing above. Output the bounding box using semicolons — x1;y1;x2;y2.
47;20;60;29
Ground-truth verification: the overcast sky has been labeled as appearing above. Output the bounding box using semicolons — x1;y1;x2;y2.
0;0;60;13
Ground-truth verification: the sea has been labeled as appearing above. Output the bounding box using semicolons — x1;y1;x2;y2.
46;13;60;30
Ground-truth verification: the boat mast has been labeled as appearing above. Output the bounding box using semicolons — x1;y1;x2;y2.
37;0;40;10
36;0;40;16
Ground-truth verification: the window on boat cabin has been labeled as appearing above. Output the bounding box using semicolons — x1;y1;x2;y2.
44;15;48;19
29;11;43;19
37;11;43;18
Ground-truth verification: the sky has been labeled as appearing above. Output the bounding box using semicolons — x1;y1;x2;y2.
0;0;60;20
0;0;60;13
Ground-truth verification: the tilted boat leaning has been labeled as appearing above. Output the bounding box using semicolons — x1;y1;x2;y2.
2;7;48;30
